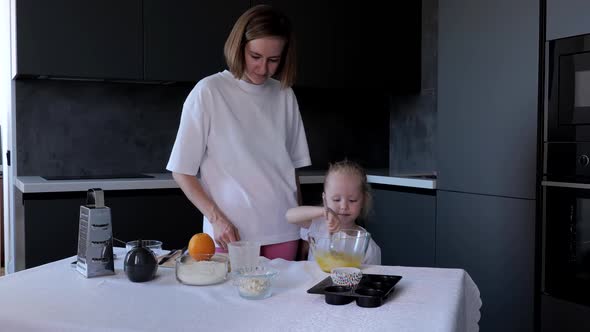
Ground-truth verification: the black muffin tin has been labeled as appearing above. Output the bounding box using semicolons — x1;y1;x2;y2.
307;274;402;308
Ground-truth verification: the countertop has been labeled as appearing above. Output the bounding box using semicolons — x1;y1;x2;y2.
0;247;480;332
16;171;436;193
298;169;436;189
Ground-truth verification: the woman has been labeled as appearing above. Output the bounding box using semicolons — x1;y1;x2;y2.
167;5;311;260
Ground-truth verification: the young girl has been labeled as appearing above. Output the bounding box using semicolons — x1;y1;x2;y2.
286;160;381;265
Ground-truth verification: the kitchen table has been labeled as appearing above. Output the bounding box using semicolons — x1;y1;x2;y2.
0;248;481;331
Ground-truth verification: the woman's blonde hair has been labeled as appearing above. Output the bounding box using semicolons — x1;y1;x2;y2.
324;160;373;221
224;5;297;89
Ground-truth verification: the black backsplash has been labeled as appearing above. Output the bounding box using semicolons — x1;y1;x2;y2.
295;87;390;170
16;79;192;176
16;79;390;176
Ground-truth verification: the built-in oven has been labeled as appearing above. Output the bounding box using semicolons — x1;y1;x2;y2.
547;33;590;142
543;142;590;306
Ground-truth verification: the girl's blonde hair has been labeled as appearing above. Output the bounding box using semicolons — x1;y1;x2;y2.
324;160;373;221
224;5;297;89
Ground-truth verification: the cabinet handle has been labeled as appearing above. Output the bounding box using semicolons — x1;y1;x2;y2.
542;181;590;189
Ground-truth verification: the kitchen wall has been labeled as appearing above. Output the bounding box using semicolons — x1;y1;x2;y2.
15;2;434;177
389;0;437;175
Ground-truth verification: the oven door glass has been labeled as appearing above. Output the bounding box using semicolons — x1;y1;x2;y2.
544;184;590;306
559;52;590;125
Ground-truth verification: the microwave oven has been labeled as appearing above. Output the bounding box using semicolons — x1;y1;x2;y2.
547;33;590;142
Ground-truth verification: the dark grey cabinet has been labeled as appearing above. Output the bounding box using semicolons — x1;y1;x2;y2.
367;186;436;267
253;1;340;88
253;1;421;92
20;189;202;269
143;0;250;82
436;190;535;332
437;0;539;330
299;183;323;206
15;0;250;82
15;0;143;80
547;0;590;40
437;0;538;199
541;295;590;332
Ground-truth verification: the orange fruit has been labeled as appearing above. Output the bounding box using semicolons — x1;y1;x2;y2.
188;233;215;261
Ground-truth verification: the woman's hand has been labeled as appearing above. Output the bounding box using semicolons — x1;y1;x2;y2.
324;207;341;233
171;173;241;250
211;216;240;250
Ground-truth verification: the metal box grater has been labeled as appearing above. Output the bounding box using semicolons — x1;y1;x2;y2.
76;188;115;277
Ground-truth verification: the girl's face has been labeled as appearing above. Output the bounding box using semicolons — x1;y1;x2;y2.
323;171;364;227
243;37;285;85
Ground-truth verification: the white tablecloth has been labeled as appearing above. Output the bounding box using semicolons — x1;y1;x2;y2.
0;248;481;332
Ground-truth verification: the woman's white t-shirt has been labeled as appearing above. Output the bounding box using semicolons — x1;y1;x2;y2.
167;70;311;245
300;219;382;265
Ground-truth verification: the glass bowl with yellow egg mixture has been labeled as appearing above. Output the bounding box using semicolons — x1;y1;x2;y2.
308;228;371;273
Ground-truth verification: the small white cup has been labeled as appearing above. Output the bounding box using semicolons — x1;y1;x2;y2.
228;241;260;271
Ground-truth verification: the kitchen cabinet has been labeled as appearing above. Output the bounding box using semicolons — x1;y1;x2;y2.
437;0;538;199
15;0;143;80
252;0;338;88
299;183;323;206
14;0;250;82
143;0;250;82
437;0;539;330
546;0;590;40
367;185;436;267
253;1;421;92
436;190;535;332
18;189;202;269
541;294;590;332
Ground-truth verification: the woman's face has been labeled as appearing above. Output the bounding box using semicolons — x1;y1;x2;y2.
243;37;286;85
323;172;364;227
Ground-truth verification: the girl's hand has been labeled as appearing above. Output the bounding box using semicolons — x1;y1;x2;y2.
324;207;342;233
211;217;240;250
